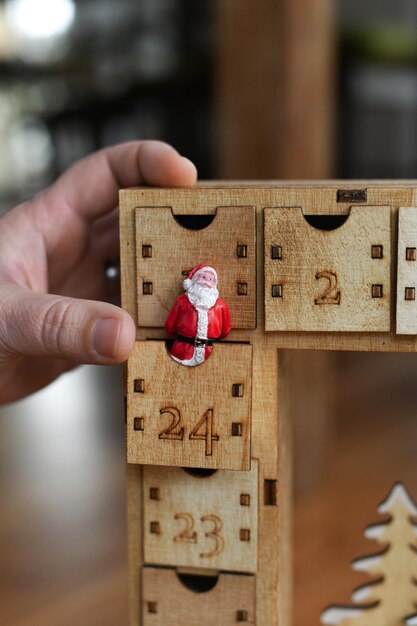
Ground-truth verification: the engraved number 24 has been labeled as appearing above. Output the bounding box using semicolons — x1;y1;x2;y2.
158;407;219;456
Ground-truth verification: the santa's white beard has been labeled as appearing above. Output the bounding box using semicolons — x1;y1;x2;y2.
186;283;219;310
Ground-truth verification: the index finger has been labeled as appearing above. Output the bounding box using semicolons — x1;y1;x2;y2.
40;140;197;223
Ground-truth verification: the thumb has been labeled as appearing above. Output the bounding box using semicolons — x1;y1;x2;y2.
0;285;136;364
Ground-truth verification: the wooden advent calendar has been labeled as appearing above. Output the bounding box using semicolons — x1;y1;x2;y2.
119;182;417;626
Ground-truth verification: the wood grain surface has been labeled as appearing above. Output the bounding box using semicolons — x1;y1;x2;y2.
264;206;391;332
135;206;256;328
120;183;417;352
142;567;256;626
396;207;417;334
126;341;252;470
122;185;285;626
142;462;258;573
120;182;417;626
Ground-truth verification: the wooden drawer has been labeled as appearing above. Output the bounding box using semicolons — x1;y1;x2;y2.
264;205;391;332
396;207;417;334
143;461;258;573
135;206;256;329
142;567;256;625
127;341;252;470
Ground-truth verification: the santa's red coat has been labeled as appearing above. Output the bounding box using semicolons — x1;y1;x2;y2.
165;294;232;361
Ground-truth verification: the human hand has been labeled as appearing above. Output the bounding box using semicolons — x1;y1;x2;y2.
0;140;197;403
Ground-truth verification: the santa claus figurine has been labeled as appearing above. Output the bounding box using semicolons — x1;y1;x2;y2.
165;264;232;366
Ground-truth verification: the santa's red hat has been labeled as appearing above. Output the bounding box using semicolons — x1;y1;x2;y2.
183;264;218;290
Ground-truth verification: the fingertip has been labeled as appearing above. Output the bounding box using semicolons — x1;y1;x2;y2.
115;311;136;362
139;141;198;187
91;310;136;364
179;156;198;186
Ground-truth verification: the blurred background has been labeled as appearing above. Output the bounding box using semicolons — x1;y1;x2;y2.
0;0;417;625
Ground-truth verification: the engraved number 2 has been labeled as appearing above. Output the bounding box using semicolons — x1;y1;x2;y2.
158;407;184;441
174;513;197;543
314;271;341;305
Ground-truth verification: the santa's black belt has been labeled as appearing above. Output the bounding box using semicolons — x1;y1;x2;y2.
175;334;220;348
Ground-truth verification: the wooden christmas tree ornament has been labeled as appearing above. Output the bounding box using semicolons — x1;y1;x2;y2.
120;182;417;626
320;483;417;626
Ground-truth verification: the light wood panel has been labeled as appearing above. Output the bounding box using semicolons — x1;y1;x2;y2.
264;206;391;332
142;567;256;626
121;181;417;626
127;463;142;626
143;462;258;573
396;207;417;334
120;184;417;352
135;206;256;329
126;341;252;471
122;185;284;626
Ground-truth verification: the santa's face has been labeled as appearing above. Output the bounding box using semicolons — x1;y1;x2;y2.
186;270;219;310
195;269;217;289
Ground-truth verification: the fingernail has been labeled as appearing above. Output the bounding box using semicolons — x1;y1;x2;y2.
92;319;121;359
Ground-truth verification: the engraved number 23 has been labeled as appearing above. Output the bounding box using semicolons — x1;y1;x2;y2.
173;513;224;558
